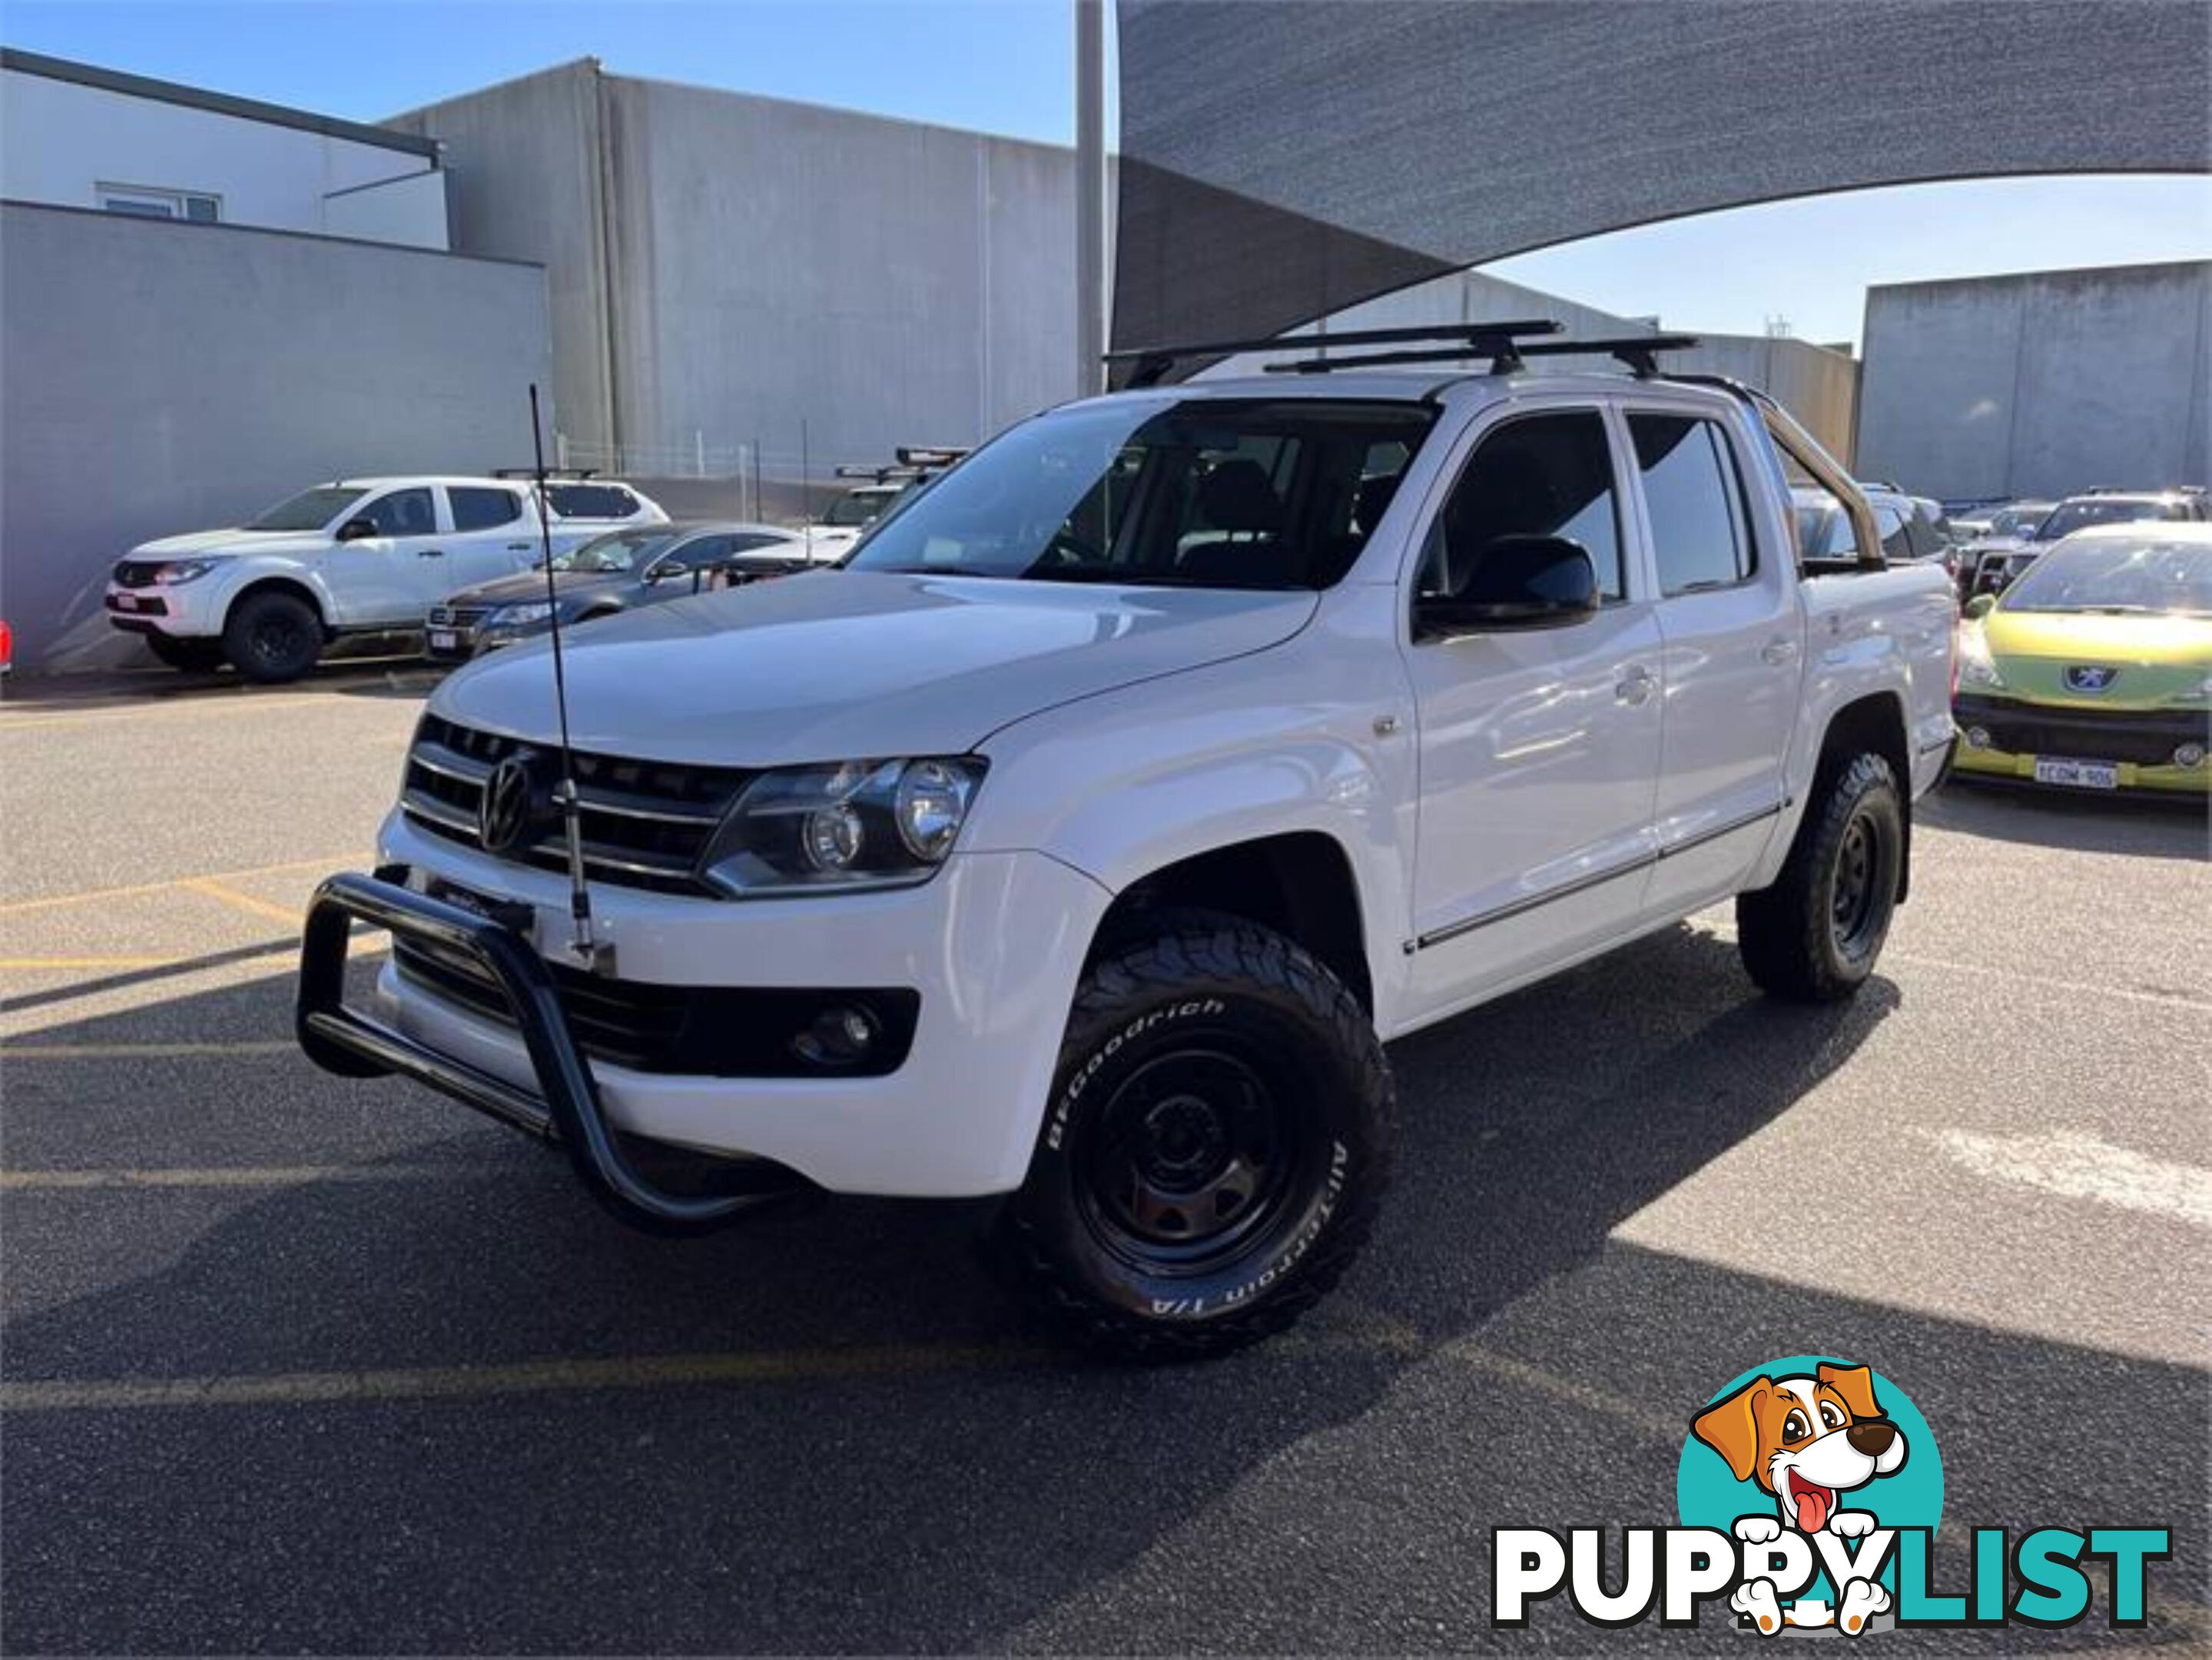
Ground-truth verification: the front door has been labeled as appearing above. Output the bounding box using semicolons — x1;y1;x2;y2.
1401;404;1665;1021
321;486;443;626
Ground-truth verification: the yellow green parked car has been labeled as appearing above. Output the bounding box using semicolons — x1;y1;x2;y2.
1952;521;2211;795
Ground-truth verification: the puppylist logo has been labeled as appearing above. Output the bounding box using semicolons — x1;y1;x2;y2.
1492;1355;2171;1636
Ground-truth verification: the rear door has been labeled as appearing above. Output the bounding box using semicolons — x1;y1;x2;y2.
1626;402;1802;915
1401;400;1666;1016
442;485;538;589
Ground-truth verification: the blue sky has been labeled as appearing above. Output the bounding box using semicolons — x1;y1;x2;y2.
6;0;2206;346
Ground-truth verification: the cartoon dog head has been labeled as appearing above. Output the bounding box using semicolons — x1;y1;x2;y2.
1692;1363;1908;1533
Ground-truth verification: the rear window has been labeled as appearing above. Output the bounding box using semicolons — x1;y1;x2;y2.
449;486;522;531
546;483;642;520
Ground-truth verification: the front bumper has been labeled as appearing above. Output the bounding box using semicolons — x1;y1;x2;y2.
106;581;215;636
1951;694;2210;794
319;811;1112;1198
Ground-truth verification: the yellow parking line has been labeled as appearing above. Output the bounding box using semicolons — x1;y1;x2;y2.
0;1342;1060;1413
177;877;304;928
2;1040;297;1059
0;854;366;918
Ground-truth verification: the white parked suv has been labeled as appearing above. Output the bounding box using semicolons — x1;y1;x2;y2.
106;475;667;681
297;334;1955;1358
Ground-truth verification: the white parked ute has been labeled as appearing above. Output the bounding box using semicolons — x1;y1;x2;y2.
106;475;667;682
297;326;1956;1359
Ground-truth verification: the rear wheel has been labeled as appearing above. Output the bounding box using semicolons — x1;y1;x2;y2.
222;591;322;684
1737;752;1904;1003
1004;912;1392;1360
144;635;226;673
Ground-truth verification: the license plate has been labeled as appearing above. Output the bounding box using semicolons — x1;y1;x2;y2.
429;629;459;652
2033;757;2118;790
110;593;142;612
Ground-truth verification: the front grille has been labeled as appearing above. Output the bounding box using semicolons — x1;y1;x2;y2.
400;713;750;893
427;605;491;629
112;560;167;589
391;938;918;1077
1955;696;2210;768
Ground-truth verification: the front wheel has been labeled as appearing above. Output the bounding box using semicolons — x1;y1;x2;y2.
222;591;323;684
1736;752;1904;1003
1004;913;1392;1360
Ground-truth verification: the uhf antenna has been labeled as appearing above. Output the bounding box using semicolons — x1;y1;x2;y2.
527;383;610;974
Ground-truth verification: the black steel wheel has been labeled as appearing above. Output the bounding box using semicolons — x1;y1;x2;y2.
1738;751;1904;1003
1006;911;1392;1360
221;590;323;684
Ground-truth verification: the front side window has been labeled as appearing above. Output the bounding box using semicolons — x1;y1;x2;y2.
355;488;436;539
551;529;678;573
847;398;1437;590
244;486;366;532
1414;410;1623;603
1630;413;1756;594
449;486;522;531
546;483;641;520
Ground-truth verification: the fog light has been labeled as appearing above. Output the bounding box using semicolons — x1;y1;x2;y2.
2174;742;2207;769
793;1004;879;1067
1965;725;1991;750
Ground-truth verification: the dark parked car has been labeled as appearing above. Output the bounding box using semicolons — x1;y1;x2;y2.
425;521;814;661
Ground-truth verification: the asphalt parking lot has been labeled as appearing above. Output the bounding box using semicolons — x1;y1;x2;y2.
2;666;2207;1654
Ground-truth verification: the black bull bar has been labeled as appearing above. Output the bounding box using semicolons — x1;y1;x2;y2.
296;870;799;1233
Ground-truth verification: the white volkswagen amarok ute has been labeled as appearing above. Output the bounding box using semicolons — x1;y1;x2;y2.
297;327;1956;1359
106;475;667;682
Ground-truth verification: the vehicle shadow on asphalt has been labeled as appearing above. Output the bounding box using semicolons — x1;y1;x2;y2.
5;928;2204;1651
1925;779;2210;861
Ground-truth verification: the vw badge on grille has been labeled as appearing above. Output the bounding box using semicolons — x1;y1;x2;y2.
479;749;546;853
2064;665;2119;693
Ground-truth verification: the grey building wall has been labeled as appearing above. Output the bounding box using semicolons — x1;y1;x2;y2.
1857;261;2212;503
0;203;550;669
390;62;1079;488
1203;269;1861;460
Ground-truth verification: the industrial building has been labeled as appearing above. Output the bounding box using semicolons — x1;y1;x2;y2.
1855;261;2211;503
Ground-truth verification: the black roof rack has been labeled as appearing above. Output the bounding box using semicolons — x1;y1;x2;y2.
1262;332;1703;378
1104;319;1567;387
895;444;970;469
492;466;599;480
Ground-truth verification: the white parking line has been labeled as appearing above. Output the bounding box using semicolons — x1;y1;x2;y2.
1922;1128;2212;1230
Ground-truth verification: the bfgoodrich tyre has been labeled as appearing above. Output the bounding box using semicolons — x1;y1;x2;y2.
1006;912;1392;1360
1736;752;1905;1003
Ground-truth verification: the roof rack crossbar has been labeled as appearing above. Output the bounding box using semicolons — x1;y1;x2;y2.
492;466;599;480
1105;319;1567;387
1260;332;1704;379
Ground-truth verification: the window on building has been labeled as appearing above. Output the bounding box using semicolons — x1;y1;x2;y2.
1418;410;1624;603
448;486;522;531
98;184;221;223
1629;413;1756;594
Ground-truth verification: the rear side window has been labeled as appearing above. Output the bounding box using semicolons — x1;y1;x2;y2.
1418;410;1624;601
546;483;641;520
449;486;522;531
1630;414;1756;593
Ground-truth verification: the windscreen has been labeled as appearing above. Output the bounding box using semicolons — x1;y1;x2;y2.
2036;498;2178;541
244;486;365;532
2001;536;2212;616
846;398;1436;590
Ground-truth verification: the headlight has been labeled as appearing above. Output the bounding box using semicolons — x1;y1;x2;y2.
152;559;224;584
699;757;984;895
1955;631;2005;689
491;602;555;627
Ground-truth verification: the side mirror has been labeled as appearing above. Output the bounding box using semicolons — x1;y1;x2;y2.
1964;593;1996;619
649;559;690;584
334;517;379;543
1415;534;1600;639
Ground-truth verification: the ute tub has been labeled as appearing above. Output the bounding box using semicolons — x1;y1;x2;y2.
324;812;1112;1199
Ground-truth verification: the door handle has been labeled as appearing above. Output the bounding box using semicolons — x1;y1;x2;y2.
1615;666;1655;706
507;541;533;553
416;548;445;558
1761;638;1799;666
